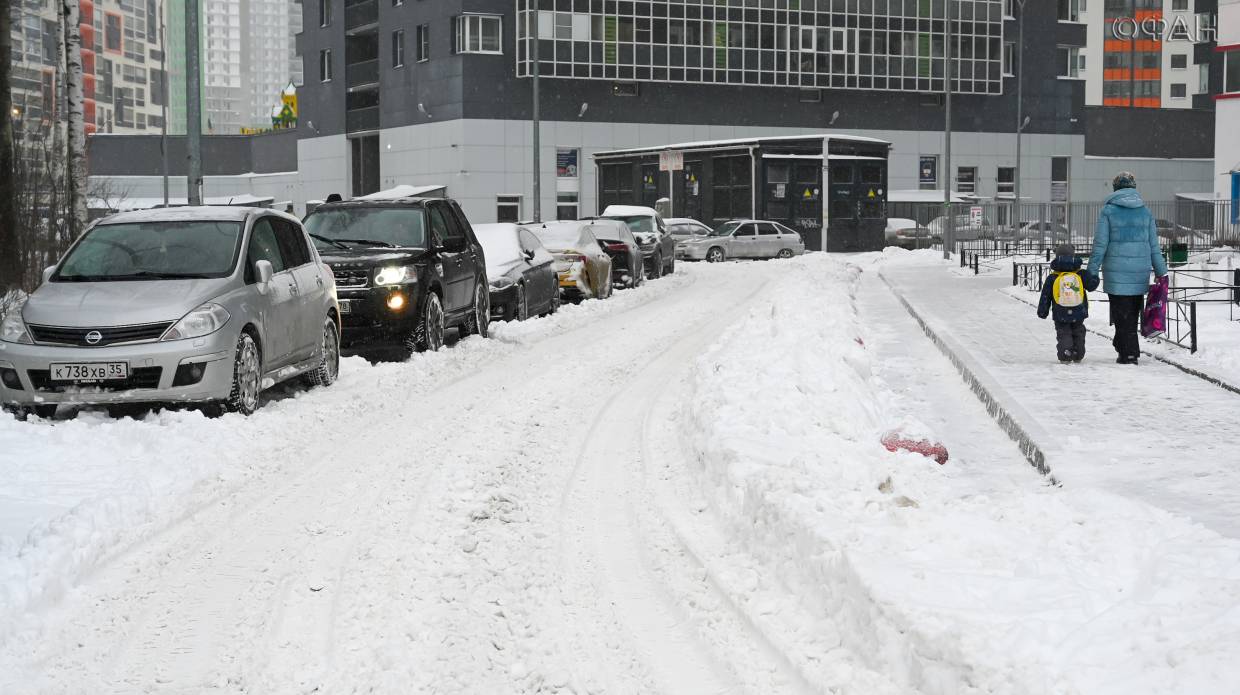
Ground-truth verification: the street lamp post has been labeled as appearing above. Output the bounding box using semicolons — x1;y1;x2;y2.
531;32;541;223
943;0;954;260
1013;0;1027;234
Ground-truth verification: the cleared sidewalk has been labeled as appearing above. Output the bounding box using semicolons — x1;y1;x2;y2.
881;262;1240;539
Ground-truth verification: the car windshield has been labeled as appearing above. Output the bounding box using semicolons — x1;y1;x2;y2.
55;221;243;281
711;221;741;237
304;207;427;249
609;215;657;235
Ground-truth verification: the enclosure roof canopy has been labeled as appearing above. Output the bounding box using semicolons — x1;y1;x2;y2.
593;133;891;160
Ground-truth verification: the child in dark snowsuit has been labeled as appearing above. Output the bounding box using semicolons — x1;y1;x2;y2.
1037;243;1100;362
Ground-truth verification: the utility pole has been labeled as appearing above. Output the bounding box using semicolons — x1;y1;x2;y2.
186;0;202;205
942;0;954;260
531;34;541;223
160;0;169;207
1014;0;1026;234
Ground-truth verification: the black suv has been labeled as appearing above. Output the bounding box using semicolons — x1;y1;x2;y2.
304;197;489;356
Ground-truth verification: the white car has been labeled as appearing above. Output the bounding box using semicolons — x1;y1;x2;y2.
678;220;806;262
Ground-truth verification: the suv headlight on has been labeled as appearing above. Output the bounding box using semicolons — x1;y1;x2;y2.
162;303;230;341
375;265;418;286
0;311;32;344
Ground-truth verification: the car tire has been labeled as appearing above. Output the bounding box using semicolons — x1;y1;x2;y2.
408;292;445;354
5;404;57;421
630;262;645;288
665;252;675;275
547;288;561;315
648;253;663;279
305;316;340;387
224;331;262;416
707;247;726;263
777;248;794;259
463;282;490;338
516;284;529;321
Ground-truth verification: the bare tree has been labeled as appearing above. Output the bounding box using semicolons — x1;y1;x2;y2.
61;0;87;239
0;0;21;291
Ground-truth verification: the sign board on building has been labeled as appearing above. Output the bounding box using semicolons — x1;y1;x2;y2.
919;156;937;186
557;148;578;178
970;206;984;226
659;150;684;172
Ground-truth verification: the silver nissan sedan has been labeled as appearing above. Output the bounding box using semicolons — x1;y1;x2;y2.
0;207;340;419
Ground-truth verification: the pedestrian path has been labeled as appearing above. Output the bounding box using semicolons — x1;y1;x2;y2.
881;263;1240;539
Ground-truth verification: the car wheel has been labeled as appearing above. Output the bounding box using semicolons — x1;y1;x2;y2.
516;283;529;321
463;282;490;338
547;288;561;315
5;404;57;421
707;247;725;263
630;261;645;288
306;316;340;387
225;332;262;415
648;253;663;279
666;252;675;275
777;248;794;259
408;292;445;354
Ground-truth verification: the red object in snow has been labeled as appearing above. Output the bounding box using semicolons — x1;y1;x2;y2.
881;432;949;465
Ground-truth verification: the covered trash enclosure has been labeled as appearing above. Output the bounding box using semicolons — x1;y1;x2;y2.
593;134;891;252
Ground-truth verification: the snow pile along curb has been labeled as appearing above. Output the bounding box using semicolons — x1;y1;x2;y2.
685;254;1240;695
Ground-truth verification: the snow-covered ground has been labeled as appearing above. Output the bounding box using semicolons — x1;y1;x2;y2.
2;255;1239;694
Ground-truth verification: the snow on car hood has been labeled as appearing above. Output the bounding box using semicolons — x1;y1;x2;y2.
22;277;234;327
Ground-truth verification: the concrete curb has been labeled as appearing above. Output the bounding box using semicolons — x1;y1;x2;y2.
879;272;1058;483
1002;291;1240;398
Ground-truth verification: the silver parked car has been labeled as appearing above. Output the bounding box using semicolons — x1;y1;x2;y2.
678;220;806;262
0;207;340;419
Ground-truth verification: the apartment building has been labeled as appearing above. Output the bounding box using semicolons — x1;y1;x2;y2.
1077;0;1217;110
1215;0;1240;201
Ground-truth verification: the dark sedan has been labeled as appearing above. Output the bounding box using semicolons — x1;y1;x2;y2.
474;223;560;322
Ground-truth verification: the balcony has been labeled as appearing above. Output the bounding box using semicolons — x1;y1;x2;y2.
346;106;380;133
344;0;378;34
346;59;379;89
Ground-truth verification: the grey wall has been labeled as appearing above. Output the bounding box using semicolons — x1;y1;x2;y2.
87;129;299;176
1084;106;1215;159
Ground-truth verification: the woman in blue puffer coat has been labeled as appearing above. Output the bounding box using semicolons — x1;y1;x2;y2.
1086;172;1169;365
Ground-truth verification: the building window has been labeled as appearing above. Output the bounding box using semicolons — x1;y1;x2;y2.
1170;54;1187;70
1227;52;1240;95
497;195;522;223
104;13;122;52
918;155;938;191
956;167;978;194
392;29;405;67
455;15;502;54
1003;42;1014;76
1170;83;1187;99
1058;0;1082;22
1004;0;1015;17
1051;156;1070;203
997;167;1015;197
557;193;579;221
319;48;332;82
417;24;429;62
319;0;330;28
1057;47;1084;78
1171;0;1188;9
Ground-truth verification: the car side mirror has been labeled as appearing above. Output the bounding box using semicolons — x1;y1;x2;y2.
42;266;56;284
255;259;274;288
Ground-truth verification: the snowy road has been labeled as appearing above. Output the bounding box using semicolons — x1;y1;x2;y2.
0;262;810;693
3;254;1240;694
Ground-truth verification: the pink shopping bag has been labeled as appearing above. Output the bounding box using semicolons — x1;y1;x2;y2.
1141;275;1169;337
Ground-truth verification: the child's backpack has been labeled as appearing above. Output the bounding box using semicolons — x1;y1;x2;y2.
1052;271;1085;308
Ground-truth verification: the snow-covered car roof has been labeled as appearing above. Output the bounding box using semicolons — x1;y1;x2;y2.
580;219;635;244
602;205;661;218
97;206;265;225
528;221;599;252
885;218;921;232
355;184;447;200
474;224;529;279
665;218;709;226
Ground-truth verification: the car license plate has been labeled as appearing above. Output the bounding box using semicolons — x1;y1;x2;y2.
49;362;129;382
339;299;353;315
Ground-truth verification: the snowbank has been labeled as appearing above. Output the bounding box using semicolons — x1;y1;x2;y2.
686;254;1240;694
